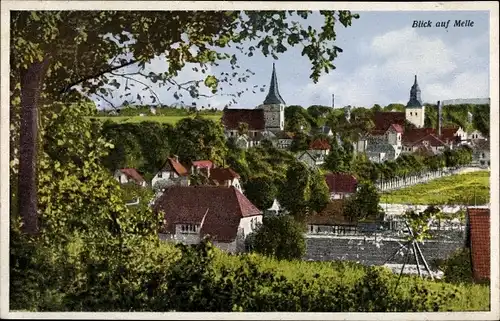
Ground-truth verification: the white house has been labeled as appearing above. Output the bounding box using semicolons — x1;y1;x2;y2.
275;131;294;149
297;150;319;169
306;138;331;166
154;186;263;253
114;168;147;187
151;156;189;190
471;139;490;167
469;129;486;141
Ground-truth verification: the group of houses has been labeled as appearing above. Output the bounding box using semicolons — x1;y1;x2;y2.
356;75;489;164
113;151;360;254
221;66;489;169
110;65;489;282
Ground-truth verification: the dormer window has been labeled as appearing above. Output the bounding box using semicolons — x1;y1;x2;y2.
179;224;199;234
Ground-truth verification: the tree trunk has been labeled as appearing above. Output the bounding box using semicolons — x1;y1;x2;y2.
18;57;50;235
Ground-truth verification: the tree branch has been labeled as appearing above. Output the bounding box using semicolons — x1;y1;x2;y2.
94;92;117;110
59;59;138;94
109;71;163;105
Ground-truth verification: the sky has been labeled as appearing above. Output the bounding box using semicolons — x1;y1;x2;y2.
91;10;490;110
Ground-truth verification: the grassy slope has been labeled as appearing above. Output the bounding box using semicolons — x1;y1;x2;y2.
381;171;490;205
89;114;222;124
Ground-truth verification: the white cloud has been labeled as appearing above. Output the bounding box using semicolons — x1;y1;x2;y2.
292;26;489;108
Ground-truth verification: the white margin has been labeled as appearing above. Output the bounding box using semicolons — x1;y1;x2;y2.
1;1;499;320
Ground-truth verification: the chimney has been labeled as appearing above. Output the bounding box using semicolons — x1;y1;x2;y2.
173;154;179;162
332;94;335;108
437;101;442;137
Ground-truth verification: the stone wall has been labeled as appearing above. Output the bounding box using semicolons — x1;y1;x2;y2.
304;234;465;266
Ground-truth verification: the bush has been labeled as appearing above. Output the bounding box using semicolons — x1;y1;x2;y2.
246;215;306;261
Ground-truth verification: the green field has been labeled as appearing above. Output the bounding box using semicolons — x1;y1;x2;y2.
382;171;490;205
88;114;222;124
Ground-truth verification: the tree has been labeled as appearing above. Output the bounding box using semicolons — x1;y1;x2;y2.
243;175;278;211
324;143;348;173
308;169;330;214
247;215;306;261
101;123;145;171
277;161;312;219
343;182;384;222
11;10;359;234
289;132;311;153
172;117;228;165
472;104;490;137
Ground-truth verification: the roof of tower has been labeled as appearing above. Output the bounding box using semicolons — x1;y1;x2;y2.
263;63;286;105
412;75;420;90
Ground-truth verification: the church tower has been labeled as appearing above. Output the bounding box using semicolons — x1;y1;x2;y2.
259;63;286;132
405;75;425;128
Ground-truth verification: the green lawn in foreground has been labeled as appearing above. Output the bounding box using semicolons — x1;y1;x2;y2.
381;170;490;205
88;114;222;124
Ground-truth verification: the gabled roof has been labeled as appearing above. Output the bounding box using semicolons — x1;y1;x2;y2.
409;134;447;148
373;111;406;132
402;128;437;144
209;167;240;184
324;173;358;194
118;168;145;184
154;186;262;242
471;139;490;152
221;109;266;130
387;123;404;134
309;138;331;150
160;157;189;176
467;207;490;281
413;144;435;157
192;160;214;169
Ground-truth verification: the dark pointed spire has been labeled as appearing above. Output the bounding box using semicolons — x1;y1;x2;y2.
407;74;422;107
263;63;285;105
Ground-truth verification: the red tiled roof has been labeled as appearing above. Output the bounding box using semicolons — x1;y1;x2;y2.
410;134;447;147
154;186;261;242
309;138;331;150
192;160;214;169
119;168;145;184
160;157;189;176
440;127;460;141
388;123;404;133
324;173;358;194
209;167;240;185
373;111;406;132
402;128;437;144
221;108;265;130
467;207;490;281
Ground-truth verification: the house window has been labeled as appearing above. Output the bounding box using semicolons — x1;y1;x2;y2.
158;172;162;178
180;224;198;234
481;153;485;158
415;112;418;116
410;112;413;116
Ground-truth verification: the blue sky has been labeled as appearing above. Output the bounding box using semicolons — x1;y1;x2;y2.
92;10;490;110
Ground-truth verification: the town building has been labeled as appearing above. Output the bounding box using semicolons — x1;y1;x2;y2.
221;64;291;148
151;156;189;190
405;75;425;128
154;186;262;253
114;168;147;187
324;173;358;200
466;206;490;282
